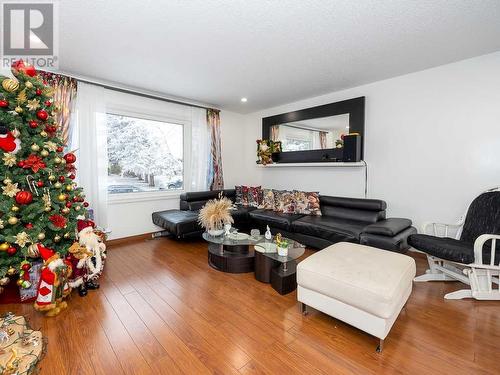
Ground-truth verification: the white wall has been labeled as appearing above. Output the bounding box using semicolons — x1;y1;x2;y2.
223;52;500;230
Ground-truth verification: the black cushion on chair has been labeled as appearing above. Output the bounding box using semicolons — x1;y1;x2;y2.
152;210;201;237
363;218;412;236
408;234;475;264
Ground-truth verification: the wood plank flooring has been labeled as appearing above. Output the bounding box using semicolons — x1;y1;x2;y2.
2;237;499;374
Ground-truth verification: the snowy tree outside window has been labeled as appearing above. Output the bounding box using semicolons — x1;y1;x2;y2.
106;113;183;194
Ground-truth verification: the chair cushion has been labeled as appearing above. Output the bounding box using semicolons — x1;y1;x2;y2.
249;209;303;231
152;210;200;237
297;242;416;319
291;215;367;242
230;205;256;225
408;234;475;264
363;218;412;237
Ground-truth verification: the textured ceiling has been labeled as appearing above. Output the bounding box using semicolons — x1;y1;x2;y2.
58;1;500;113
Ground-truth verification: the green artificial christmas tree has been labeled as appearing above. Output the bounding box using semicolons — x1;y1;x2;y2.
0;60;89;297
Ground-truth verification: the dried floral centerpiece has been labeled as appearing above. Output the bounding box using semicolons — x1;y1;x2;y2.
198;193;234;236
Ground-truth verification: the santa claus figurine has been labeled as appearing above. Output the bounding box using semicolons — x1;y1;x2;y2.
74;217;106;294
0;124;21;154
33;244;72;316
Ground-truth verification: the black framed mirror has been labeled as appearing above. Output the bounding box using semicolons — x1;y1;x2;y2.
262;96;365;163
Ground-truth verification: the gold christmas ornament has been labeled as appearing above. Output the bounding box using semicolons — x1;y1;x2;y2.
2;78;19;92
54;182;62;189
26;98;40;111
15;231;30;247
2;182;20;197
0;219;4;229
61;207;70;214
58;193;66;201
3;178;12;184
17;89;27;104
0;242;10;251
8;216;18;225
15;106;23;113
74;205;81;211
7;267;16;275
37;232;46;240
44;206;51;212
54;235;61;243
43;141;57;152
40;150;49;157
65;184;73;191
30;144;40;152
11;205;19;212
48;174;56;181
63;232;70;239
0;277;9;286
54;157;61;164
40;131;48;137
25;81;33;88
27;243;40;257
2;153;17;167
17;279;23;286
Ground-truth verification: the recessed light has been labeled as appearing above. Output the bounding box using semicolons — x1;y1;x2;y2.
240;97;248;103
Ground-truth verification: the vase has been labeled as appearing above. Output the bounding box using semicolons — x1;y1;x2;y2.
208;228;224;236
277;245;288;257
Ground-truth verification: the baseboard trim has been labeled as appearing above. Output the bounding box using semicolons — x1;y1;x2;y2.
107;233;153;248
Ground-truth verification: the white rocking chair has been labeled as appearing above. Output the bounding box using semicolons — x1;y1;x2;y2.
408;187;500;300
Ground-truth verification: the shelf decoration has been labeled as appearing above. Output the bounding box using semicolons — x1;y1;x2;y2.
256;139;281;165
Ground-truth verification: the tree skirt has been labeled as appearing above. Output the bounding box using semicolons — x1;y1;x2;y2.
0;313;45;374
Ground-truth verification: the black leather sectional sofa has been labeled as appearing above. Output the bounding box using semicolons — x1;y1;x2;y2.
152;189;417;252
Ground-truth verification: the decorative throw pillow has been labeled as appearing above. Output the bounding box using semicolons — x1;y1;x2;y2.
273;190;295;213
235;185;243;205
295;191;322;216
241;186;249;206
248;186;262;207
259;188;275;209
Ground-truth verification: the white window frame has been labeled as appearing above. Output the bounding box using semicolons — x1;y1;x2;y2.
105;105;192;205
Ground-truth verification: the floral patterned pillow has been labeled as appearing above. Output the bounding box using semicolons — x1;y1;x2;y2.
295;191;322;216
259;189;275;209
235;186;243;205
273;190;296;213
241;186;249;206
248;186;262;207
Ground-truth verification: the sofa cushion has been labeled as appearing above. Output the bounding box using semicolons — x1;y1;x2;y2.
408;234;476;264
231;205;256;225
297;242;416;319
291;215;367;242
152;210;200;237
249;209;303;231
363;218;412;237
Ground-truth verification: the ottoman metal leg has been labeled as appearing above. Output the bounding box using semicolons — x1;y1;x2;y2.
376;339;384;353
301;303;308;316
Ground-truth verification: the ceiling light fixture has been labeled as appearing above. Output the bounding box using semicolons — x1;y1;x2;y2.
240;97;248;103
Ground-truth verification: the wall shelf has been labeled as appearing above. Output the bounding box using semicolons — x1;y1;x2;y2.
257;161;365;168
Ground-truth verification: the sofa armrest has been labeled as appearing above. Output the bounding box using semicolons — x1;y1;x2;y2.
363;218;412;237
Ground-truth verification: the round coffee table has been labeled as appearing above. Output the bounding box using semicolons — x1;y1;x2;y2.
254;239;305;295
203;232;264;273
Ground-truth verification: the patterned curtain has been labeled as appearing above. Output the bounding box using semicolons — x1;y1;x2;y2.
38;71;78;146
319;131;328;149
207;109;224;190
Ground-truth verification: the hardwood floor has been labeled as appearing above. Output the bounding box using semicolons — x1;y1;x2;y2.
3;237;499;374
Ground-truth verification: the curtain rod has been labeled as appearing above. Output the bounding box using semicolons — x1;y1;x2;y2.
42;69;217;111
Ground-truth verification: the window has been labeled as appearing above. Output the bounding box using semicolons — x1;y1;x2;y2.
106;113;184;194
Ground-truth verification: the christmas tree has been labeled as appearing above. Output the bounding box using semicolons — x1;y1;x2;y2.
0;61;88;292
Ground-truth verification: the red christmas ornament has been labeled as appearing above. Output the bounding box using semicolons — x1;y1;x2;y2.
68;174;76;180
15;190;33;205
58;176;65;182
35;88;42;96
37;180;44;187
25;223;34;229
44;100;52;107
11;60;36;77
56;146;63;152
63;153;76;164
17;161;25;168
29;120;39;129
65;202;72;208
21;263;31;271
0;100;8;107
49;214;66;228
7;246;17;256
36;109;48;121
45;125;57;133
83;202;89;207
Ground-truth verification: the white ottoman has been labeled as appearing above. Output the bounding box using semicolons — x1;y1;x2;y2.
297;242;416;351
